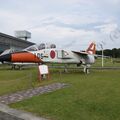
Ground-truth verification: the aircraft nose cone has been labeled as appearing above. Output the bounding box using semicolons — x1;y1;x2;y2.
0;54;11;62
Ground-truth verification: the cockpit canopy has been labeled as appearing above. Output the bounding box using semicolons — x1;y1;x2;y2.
24;43;56;51
24;45;38;51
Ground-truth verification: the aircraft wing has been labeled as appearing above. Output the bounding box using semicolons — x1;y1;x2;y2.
95;54;110;58
72;51;107;58
72;51;89;56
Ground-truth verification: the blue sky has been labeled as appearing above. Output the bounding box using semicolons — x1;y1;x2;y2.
0;0;120;50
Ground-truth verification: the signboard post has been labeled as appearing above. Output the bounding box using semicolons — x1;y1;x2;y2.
38;65;49;81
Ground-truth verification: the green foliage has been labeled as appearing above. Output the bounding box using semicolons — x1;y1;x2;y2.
96;48;120;58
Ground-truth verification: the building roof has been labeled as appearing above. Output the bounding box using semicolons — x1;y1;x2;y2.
0;32;35;45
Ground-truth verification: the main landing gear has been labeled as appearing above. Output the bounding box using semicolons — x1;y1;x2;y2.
11;65;22;70
83;65;90;74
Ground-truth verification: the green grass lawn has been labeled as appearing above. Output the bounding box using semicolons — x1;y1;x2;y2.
0;67;36;95
0;66;56;95
9;69;120;120
93;58;120;67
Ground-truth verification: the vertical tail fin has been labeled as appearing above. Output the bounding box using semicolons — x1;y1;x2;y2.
86;42;96;54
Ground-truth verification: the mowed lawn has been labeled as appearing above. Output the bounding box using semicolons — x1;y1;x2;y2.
0;66;53;95
9;69;120;120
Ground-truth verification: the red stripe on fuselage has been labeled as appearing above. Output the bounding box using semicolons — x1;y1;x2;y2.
11;52;43;63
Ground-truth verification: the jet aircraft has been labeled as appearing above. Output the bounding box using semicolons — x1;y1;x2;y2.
0;42;96;73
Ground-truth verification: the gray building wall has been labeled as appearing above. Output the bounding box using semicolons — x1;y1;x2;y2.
0;32;35;53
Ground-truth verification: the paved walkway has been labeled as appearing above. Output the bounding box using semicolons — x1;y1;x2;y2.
0;83;68;120
0;111;23;120
0;83;67;104
0;103;48;120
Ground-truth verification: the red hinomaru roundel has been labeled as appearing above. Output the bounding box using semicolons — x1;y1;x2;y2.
50;50;56;59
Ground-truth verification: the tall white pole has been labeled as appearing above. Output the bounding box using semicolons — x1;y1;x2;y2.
102;48;104;67
100;44;104;67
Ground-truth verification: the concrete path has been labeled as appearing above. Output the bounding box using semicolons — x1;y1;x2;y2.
0;103;48;120
0;111;23;120
0;83;68;120
0;83;67;104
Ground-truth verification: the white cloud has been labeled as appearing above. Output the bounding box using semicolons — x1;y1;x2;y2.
105;0;120;5
55;15;101;25
30;24;98;50
95;23;118;34
0;0;119;49
0;10;29;35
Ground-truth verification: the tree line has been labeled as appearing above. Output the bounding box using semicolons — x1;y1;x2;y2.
96;48;120;58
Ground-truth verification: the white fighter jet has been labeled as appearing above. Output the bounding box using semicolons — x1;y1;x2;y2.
0;42;96;73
